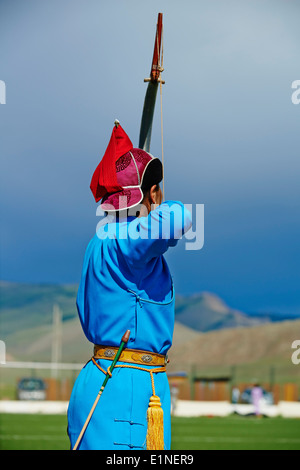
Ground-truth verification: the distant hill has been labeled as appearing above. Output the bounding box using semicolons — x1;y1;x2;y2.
175;292;268;331
2;315;202;363
1;282;300;386
1;281;299;363
0;281;78;337
167;319;300;385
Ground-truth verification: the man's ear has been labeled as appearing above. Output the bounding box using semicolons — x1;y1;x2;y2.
149;185;158;205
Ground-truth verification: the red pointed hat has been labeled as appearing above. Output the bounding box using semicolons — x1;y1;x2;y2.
90;122;133;202
90;122;162;212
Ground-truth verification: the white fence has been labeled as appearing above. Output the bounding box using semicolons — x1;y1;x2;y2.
173;400;300;418
1;399;300;418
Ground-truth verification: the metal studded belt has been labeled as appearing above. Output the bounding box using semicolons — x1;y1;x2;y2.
93;344;168;366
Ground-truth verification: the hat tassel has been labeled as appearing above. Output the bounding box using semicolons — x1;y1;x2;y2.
146;372;164;450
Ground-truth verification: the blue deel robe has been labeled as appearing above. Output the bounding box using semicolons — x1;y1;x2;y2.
67;200;192;450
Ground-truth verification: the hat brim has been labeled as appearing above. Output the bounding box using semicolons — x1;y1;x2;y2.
100;186;144;212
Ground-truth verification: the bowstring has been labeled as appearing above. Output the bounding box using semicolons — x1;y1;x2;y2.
158;24;165;201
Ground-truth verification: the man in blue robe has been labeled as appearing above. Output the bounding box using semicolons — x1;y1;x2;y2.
67;124;192;450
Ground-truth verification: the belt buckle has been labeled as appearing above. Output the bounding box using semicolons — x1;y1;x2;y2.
141;354;153;364
104;349;116;358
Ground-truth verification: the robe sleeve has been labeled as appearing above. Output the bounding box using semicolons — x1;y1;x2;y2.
117;200;192;266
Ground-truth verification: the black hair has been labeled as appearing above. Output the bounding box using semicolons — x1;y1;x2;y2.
141;158;163;193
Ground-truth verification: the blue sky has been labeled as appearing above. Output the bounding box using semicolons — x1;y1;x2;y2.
0;0;299;314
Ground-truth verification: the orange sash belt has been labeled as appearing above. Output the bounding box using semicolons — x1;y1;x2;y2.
93;344;168;366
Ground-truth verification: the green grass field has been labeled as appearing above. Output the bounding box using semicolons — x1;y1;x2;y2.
0;414;300;450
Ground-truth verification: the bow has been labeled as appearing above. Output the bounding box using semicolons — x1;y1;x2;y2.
139;13;165;197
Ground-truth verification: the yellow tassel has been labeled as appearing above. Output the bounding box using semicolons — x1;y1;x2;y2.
146;395;164;450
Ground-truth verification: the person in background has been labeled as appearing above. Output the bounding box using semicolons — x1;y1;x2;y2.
231;386;240;404
251;383;263;417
